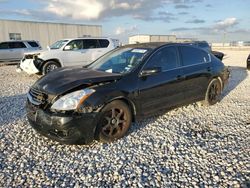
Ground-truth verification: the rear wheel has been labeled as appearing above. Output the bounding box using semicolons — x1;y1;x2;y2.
203;78;222;106
97;100;132;143
42;61;60;75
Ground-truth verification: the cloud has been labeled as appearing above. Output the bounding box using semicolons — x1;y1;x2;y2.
185;19;205;24
171;27;203;31
214;17;238;30
115;25;138;35
172;17;238;33
42;0;170;21
136;11;177;22
178;12;189;15
175;4;193;9
45;0;105;20
205;4;212;8
0;0;198;22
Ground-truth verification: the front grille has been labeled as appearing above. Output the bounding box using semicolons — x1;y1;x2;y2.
28;88;47;106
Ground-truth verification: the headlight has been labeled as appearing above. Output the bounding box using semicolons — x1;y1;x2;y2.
51;88;95;111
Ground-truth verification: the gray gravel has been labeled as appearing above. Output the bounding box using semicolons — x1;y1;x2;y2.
0;65;249;187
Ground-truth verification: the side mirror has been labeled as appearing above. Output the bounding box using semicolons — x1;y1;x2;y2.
140;67;161;77
47;45;50;50
64;45;72;51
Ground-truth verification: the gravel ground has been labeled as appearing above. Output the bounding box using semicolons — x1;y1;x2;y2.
0;51;250;187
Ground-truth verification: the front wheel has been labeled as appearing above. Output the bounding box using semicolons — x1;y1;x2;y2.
203;78;222;106
42;61;60;75
97;100;132;143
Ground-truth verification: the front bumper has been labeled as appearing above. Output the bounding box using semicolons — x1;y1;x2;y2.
26;101;100;144
20;59;40;75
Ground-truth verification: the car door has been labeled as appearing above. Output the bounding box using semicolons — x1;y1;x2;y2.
178;45;212;102
61;39;85;66
137;46;186;116
0;42;11;61
8;42;28;60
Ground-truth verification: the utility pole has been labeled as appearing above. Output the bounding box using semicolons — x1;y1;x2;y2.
223;31;226;47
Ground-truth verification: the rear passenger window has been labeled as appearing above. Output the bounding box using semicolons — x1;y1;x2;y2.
99;39;110;48
28;41;39;47
9;42;26;49
179;46;210;66
145;46;178;71
0;42;9;49
83;39;100;49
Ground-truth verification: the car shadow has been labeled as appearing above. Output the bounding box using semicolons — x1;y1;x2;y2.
0;94;27;126
221;66;248;99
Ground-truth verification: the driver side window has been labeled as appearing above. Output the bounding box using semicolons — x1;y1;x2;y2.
64;40;83;51
144;46;178;71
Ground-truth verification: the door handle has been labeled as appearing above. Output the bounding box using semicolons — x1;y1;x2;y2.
207;67;211;71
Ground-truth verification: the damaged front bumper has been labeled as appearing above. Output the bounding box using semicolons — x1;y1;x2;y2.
19;58;43;75
26;100;100;144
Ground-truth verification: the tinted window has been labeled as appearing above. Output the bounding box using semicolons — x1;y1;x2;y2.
145;46;178;71
28;41;39;47
179;46;210;66
99;39;110;48
83;39;100;49
9;42;26;49
65;40;83;50
0;42;9;49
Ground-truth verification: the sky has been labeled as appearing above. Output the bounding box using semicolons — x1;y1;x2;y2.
0;0;249;44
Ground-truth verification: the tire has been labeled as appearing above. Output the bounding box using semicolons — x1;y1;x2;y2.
203;78;222;106
247;63;250;70
97;100;132;143
42;61;60;75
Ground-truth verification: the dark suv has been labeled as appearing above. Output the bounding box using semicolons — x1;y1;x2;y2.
26;43;230;144
0;40;41;62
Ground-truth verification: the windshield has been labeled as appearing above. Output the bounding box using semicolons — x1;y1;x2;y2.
50;40;69;49
88;47;150;74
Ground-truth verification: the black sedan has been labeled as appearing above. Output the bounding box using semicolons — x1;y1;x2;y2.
26;43;230;144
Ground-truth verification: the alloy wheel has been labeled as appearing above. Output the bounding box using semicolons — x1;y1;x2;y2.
101;107;129;138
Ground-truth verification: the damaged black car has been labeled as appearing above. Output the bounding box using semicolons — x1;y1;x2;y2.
26;43;230;144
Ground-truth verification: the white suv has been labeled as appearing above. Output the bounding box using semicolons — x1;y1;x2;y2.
18;37;120;75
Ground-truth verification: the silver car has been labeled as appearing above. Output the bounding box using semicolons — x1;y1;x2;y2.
0;40;41;62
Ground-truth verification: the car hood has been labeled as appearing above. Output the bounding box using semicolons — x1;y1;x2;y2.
32;67;122;95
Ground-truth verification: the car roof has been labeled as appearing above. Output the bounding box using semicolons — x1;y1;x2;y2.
121;42;171;50
1;40;38;43
61;37;112;41
121;42;204;50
